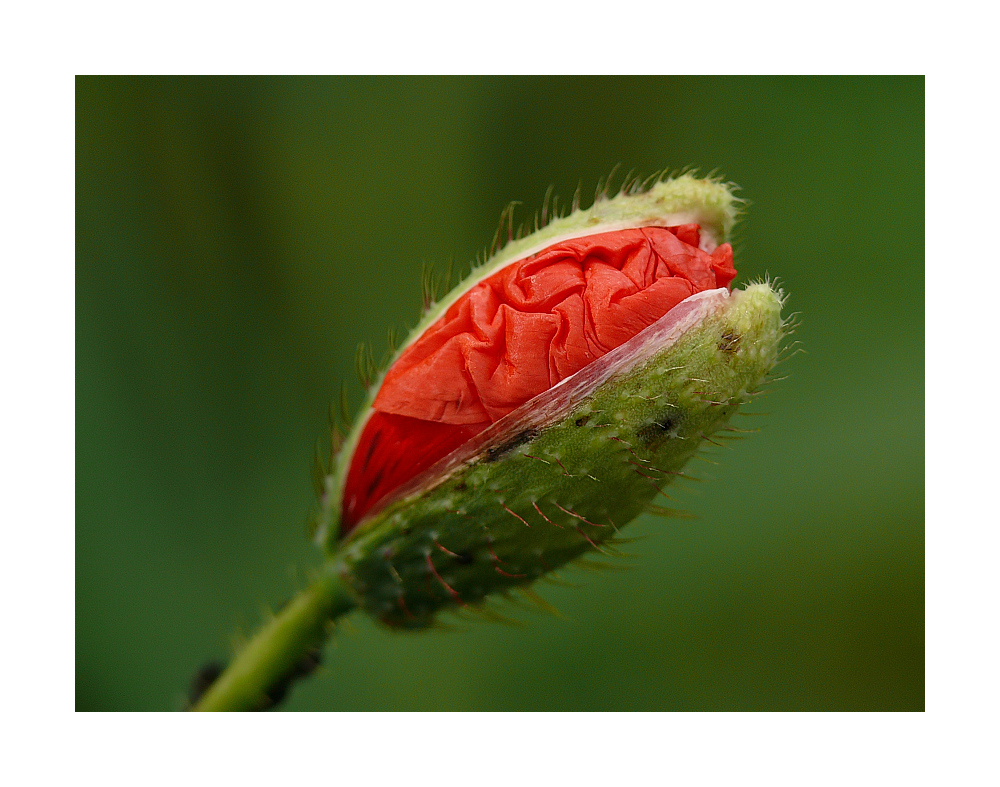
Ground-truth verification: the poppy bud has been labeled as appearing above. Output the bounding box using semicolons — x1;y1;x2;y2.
315;173;785;628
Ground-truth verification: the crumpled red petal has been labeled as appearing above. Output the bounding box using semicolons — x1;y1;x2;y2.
341;225;735;533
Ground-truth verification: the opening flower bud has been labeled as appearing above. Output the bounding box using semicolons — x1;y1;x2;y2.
316;174;785;628
342;223;736;533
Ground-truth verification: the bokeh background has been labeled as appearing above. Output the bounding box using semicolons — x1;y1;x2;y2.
77;76;923;711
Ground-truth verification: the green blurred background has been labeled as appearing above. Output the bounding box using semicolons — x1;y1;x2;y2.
77;76;923;711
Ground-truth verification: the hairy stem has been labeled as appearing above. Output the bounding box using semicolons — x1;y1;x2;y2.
191;566;356;712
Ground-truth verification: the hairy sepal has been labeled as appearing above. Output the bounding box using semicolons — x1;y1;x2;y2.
329;282;783;629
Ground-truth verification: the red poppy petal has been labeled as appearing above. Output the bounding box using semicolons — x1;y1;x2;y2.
341;224;734;533
342;414;479;527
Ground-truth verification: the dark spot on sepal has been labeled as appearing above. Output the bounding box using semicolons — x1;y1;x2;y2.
636;412;683;447
575;415;591;427
483;428;541;462
718;329;741;356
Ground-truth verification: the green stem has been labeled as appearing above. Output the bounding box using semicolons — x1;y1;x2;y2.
191;565;356;712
